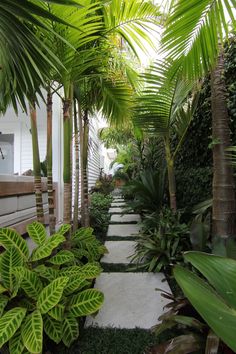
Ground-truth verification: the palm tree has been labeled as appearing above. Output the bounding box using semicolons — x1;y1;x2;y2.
48;0;160;226
46;87;56;234
135;60;199;210
29;100;45;224
0;0;76;112
162;0;236;239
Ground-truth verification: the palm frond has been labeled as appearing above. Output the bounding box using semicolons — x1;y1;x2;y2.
103;0;161;56
162;0;236;79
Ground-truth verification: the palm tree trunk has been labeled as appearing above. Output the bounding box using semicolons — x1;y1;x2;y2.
29;101;45;224
79;103;85;225
63;96;72;225
73;98;79;231
211;49;236;240
82;109;90;227
164;138;177;212
47;88;56;234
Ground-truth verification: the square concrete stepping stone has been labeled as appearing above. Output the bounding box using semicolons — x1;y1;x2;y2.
101;241;135;264
109;207;134;214
86;273;171;329
110;214;140;223
111;202;126;207
107;224;140;237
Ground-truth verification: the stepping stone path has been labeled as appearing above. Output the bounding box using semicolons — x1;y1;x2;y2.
86;194;171;329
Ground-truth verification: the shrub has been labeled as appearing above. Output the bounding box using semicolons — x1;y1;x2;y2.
131;208;190;273
123;169;166;214
0;222;104;353
89;193;112;240
90;174;114;195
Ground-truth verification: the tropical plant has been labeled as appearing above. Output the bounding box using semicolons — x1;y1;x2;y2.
149;289;223;354
0;0;77;112
162;0;236;238
46;88;56;235
89;192;113;240
130;208;190;272
174;251;236;352
91;174;114;196
0;222;104;353
135;60;199;211
124;169;166;214
71;227;108;263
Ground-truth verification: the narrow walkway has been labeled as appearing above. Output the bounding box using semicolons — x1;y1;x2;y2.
86;194;171;329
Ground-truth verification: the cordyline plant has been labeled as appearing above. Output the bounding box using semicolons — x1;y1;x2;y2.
0;222;104;353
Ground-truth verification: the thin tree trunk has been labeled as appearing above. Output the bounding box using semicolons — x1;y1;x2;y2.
47;88;56;235
73;99;79;231
29;101;45;224
79;104;85;225
211;49;236;240
82;110;90;227
63;97;72;225
165;139;177;212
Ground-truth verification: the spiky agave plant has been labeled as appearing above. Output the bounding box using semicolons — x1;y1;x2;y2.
0;222;104;353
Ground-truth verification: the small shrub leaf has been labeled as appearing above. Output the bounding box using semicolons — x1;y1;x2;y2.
57;224;71;235
0;295;8;317
37;277;68;314
9;328;24;354
26;222;47;245
30;234;65;261
69;289;104;317
21;310;43;354
0;228;29;259
1;248;23;292
48;250;75;265
62;314;79;347
48;303;65;321
44;315;62;344
63;276;90;296
0;307;26;347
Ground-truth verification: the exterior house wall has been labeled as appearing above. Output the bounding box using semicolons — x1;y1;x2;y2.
0;94;110;231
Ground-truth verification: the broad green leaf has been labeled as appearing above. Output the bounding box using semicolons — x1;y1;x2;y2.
0;228;29;259
57;224;71;235
26;222;47;245
62;314;79;347
48;303;65;321
184;251;236;308
16;268;43;300
72;227;94;240
9;328;24;354
37;277;68;314
34;265;59;281
44;315;62;344
0;307;26;347
0;284;7;294
63;276;90;296
0;295;8;317
60;263;101;279
79;263;102;279
48;250;75;265
21;310;43;354
174;265;236;352
31;234;65;261
69;289;104;317
1;247;23;292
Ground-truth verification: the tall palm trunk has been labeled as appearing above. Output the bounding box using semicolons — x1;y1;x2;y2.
164;137;177;212
63;89;73;225
29;101;45;224
47;88;55;234
211;49;236;240
82;109;90;227
73;98;79;231
79;104;85;225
